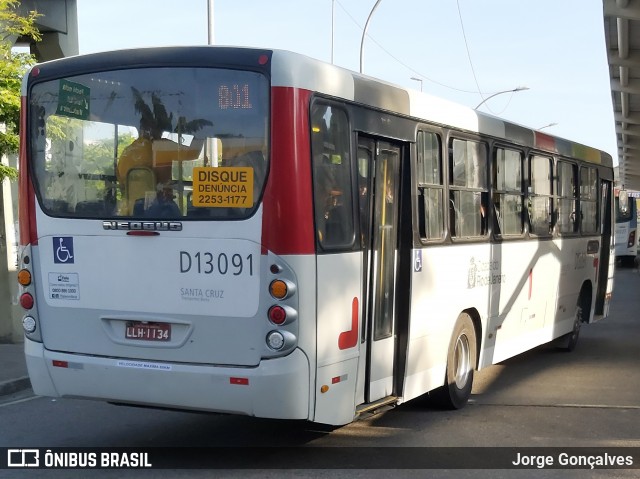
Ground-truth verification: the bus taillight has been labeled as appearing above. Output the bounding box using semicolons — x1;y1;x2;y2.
20;293;34;310
628;231;636;248
268;305;287;325
267;305;298;326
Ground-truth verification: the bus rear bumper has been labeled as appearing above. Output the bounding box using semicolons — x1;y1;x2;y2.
25;338;310;420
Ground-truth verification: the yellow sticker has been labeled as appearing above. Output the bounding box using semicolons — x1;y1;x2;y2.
192;167;254;208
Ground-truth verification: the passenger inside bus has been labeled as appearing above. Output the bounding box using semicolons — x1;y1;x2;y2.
234;149;266;206
146;181;180;218
117;118;173;215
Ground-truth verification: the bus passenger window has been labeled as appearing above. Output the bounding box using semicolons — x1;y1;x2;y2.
449;138;488;238
557;160;578;234
311;104;354;249
493;148;524;236
528;155;553;236
416;131;444;240
580;167;599;234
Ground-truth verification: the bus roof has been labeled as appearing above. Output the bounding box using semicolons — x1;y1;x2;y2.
24;45;612;168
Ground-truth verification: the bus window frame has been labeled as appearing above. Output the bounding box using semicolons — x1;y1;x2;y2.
579;165;600;235
415;128;446;244
555;158;580;236
527;153;554;238
309;99;358;253
492;144;526;239
447;135;490;241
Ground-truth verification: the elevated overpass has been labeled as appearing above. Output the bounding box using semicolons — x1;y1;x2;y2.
605;0;640;189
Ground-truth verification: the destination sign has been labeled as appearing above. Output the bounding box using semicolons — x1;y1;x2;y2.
56;79;90;120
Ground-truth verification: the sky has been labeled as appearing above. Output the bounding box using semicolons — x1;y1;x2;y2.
76;0;618;163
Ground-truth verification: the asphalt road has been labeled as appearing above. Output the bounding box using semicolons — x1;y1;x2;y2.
1;267;638;478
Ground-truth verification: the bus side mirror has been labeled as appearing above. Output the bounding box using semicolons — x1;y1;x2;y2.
619;189;629;215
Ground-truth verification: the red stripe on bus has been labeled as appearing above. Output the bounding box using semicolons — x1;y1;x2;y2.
18;96;38;245
338;297;359;350
262;87;315;255
534;131;556;153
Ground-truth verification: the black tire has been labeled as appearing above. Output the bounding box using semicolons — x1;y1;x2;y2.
431;313;477;409
558;295;586;352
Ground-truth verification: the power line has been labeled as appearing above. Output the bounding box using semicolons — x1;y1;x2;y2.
334;0;480;94
455;0;493;111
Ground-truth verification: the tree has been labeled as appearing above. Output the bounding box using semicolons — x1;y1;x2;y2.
0;0;40;182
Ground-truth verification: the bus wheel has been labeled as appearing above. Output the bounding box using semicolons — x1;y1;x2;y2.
431;313;477;409
558;296;585;352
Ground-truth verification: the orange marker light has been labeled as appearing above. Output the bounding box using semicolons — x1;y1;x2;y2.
17;269;32;286
269;280;288;299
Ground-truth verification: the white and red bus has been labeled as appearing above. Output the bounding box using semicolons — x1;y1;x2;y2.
614;188;638;266
18;47;614;425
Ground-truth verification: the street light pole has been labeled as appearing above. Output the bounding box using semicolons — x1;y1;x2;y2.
410;77;423;92
537;122;558;131
331;0;335;64
207;0;215;45
359;0;383;74
474;86;529;110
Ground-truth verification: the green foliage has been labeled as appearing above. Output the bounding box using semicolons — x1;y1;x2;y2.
131;86;212;138
0;0;41;182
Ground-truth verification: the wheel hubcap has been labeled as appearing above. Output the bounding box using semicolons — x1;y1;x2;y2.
453;334;471;388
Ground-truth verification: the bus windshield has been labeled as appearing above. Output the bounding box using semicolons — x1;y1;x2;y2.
28;67;269;220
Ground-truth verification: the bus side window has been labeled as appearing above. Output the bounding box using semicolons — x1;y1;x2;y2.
311;104;354;250
494;147;524;236
449;138;488;238
416;130;444;240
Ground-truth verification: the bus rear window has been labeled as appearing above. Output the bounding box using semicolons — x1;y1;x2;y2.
29;67;269;220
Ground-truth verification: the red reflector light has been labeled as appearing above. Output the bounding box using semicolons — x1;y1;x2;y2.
230;377;249;385
268;305;287;325
126;231;160;236
258;54;269;65
19;293;34;310
52;360;68;368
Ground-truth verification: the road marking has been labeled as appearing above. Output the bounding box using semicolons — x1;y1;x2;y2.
469;400;640;409
0;395;39;408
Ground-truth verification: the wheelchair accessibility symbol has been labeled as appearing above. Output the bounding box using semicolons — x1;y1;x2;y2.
53;237;74;264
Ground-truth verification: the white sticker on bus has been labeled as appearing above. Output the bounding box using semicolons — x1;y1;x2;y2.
48;272;80;300
116;360;172;371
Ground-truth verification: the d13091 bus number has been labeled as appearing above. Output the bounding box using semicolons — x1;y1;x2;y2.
179;251;254;276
